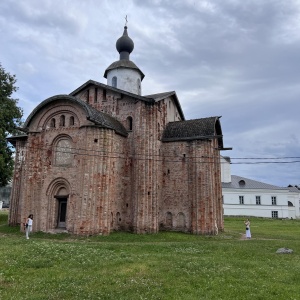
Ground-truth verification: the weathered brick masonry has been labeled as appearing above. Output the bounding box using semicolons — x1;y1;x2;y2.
8;25;227;235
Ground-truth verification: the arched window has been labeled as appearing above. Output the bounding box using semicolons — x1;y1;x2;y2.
69;116;74;126
112;76;117;88
126;116;133;131
50;118;56;128
60;115;65;127
54;137;72;166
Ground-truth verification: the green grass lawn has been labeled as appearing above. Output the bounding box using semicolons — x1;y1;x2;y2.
1;211;300;300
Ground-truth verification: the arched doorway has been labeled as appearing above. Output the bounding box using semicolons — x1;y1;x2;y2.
55;187;69;228
46;179;71;231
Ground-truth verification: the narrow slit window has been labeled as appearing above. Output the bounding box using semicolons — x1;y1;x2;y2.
94;88;98;103
86;89;90;103
112;76;117;88
127;116;133;131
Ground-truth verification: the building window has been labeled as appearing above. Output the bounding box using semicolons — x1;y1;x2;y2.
272;196;277;205
126;116;133;131
272;211;278;218
112;76;117;88
94;88;98;103
69;116;74;126
50;118;56;128
59;115;65;127
239;196;244;205
239;180;246;186
256;196;261;205
137;79;141;95
86;89;90;103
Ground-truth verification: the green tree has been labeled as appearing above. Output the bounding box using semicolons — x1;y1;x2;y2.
0;64;23;186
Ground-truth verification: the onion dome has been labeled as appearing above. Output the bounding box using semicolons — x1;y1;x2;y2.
104;25;144;80
116;26;134;60
104;24;145;94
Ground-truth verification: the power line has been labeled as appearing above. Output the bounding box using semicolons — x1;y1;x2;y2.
230;157;300;160
14;139;300;160
16;144;300;165
231;161;300;164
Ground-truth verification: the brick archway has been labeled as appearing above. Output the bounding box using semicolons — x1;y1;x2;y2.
46;178;71;231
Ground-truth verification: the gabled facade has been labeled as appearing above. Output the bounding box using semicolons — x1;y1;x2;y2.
221;157;300;219
8;25;227;235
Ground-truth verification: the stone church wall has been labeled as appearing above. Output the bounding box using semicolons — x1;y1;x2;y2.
8;139;27;225
161;139;222;234
160;142;190;232
9;83;223;236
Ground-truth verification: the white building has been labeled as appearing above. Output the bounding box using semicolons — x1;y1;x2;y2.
221;157;300;219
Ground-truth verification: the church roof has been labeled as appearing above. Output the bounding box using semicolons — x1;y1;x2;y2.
222;175;287;190
162;117;223;147
70;80;153;103
144;91;185;121
6;134;28;147
70;79;185;120
23;95;128;137
144;91;176;101
86;104;128;136
70;81;186;120
104;60;145;80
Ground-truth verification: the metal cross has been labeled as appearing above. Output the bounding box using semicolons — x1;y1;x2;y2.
125;15;128;26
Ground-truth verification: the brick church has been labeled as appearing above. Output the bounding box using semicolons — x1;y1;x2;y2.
8;25;226;235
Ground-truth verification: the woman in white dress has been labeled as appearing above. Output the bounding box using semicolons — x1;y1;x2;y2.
25;214;33;239
244;219;251;239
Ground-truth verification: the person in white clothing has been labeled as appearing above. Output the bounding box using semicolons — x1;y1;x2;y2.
25;214;33;239
244;218;251;239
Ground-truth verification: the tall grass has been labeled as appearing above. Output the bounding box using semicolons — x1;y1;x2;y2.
0;211;299;300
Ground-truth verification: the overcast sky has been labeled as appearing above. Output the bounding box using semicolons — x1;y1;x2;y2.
1;0;299;187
